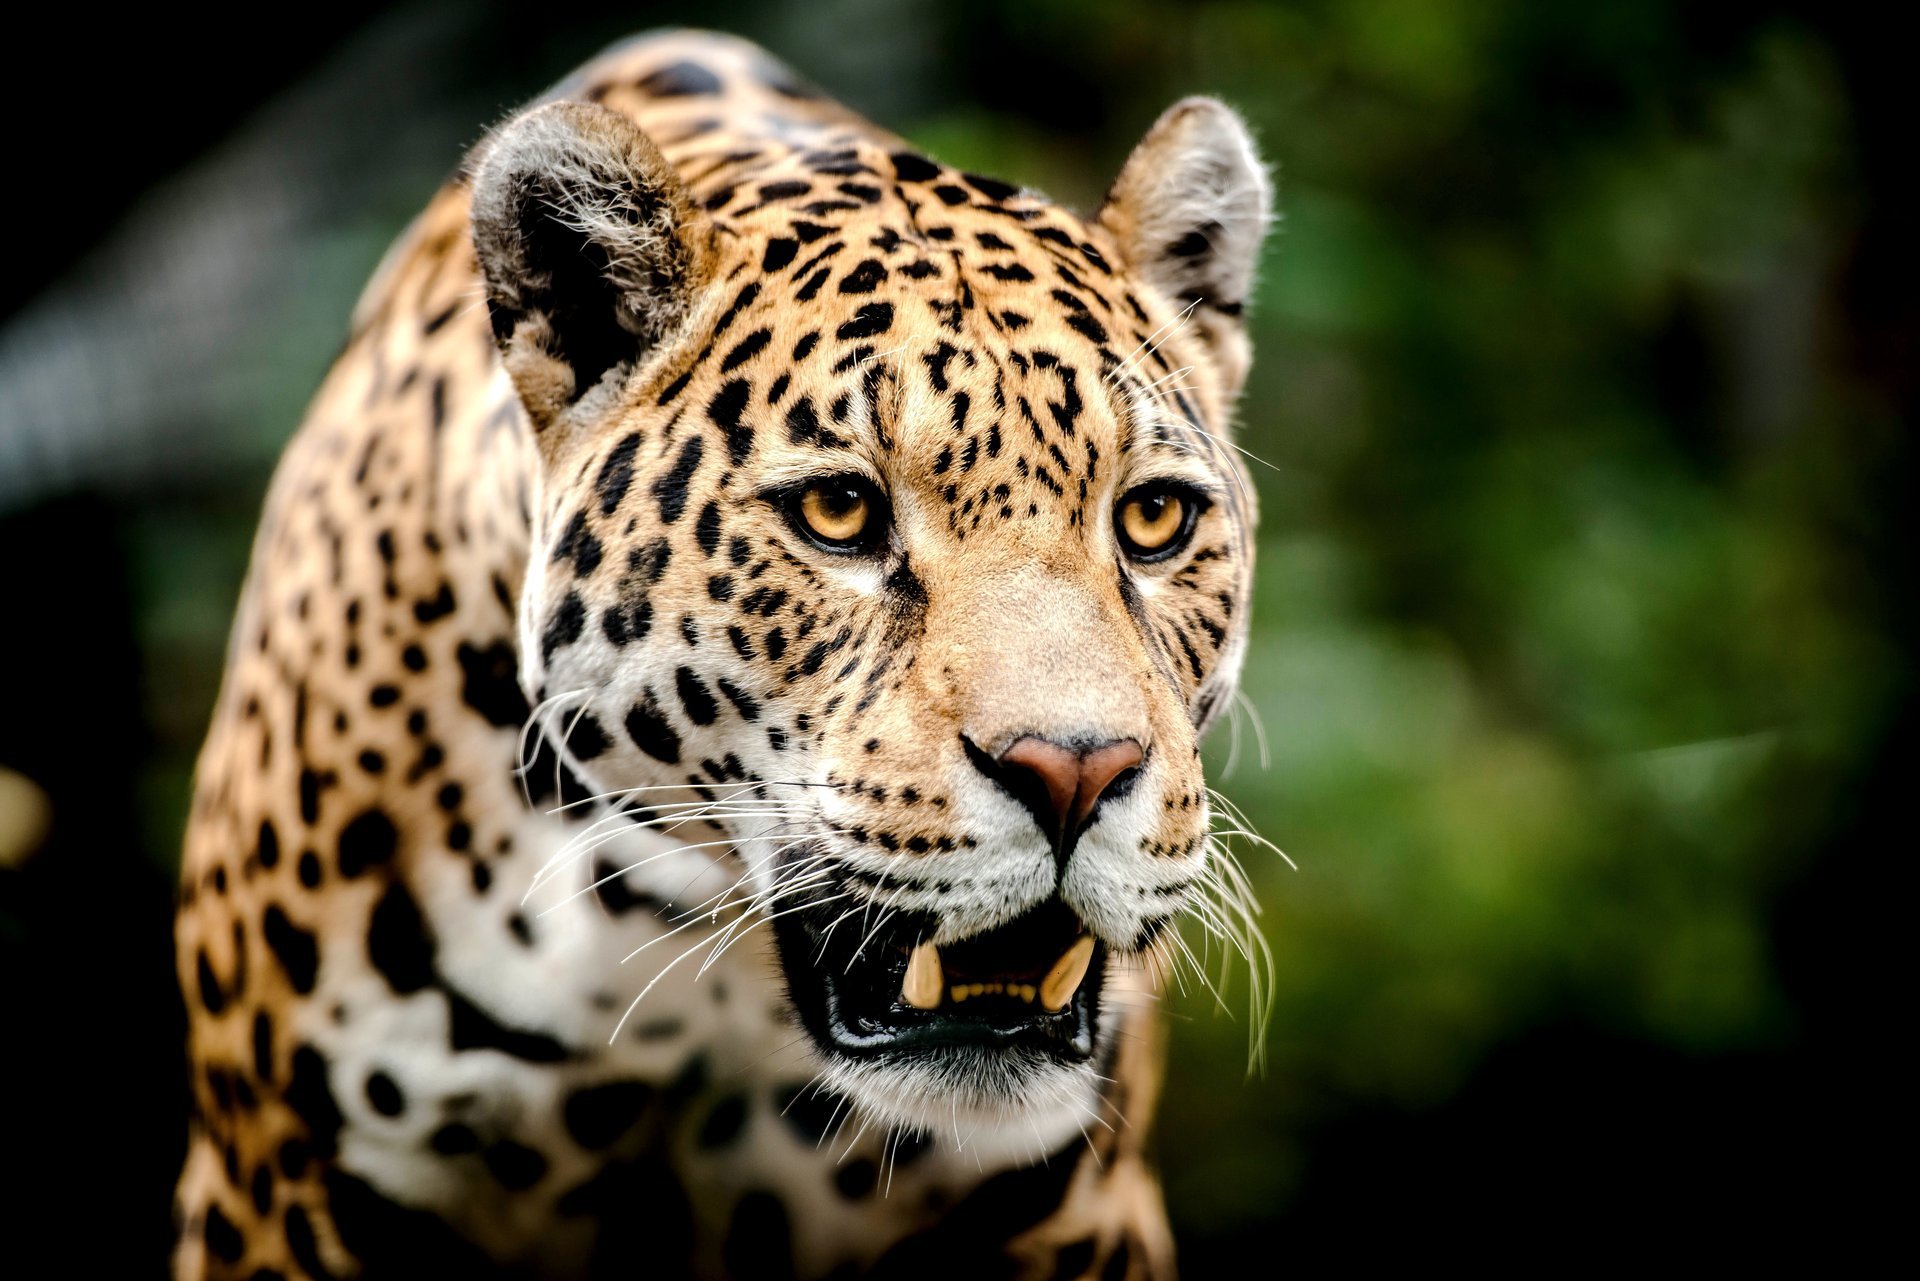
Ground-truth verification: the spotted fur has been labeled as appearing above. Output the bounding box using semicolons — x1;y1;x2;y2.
174;30;1269;1280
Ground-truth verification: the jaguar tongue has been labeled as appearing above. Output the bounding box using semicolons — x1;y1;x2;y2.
901;941;944;1009
1039;935;1097;1012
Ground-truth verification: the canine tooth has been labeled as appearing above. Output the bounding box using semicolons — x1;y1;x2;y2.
902;942;944;1009
1016;984;1036;1003
1040;936;1097;1012
951;985;969;1002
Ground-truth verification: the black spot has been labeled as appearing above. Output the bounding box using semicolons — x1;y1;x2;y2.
297;851;322;888
676;667;719;725
695;502;723;555
336;808;397;879
709;378;754;466
253;1011;275;1081
597;433;642;513
278;1138;311;1180
834;1159;877;1200
298;768;327;824
890;152;940;182
365;1071;405;1117
1064;308;1109;344
257;819;280;869
636;59;722;97
1167;228;1212;258
603;594;654;646
836;303;893;341
567;712;610;761
401;644;428;672
554;511;603;576
367;880;435;995
412;582;457;623
285;1045;344;1159
711;280;761;339
252;1163;275;1215
196;950;225;1015
838;259;887;294
785;397;824;447
933;183;970;206
592;858;661;916
762;238;799;271
698;1093;749;1148
632;537;674;582
445;982;570;1062
757;179;812;201
430;1123;479;1155
742;587;790;619
625;701;683;764
564;1080;654;1150
483;1141;549;1190
203;1204;244;1264
263;906;319;995
657;369;693;404
716;677;760;721
284;1204;333;1280
723;1191;794;1281
775;1084;849;1145
722;327;772;372
652;435;705;523
542;592;587;663
964;172;1019;201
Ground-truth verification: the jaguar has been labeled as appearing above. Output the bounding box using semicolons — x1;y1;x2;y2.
174;28;1271;1279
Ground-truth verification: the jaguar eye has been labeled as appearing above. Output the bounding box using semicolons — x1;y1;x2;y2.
1115;484;1204;562
786;476;888;553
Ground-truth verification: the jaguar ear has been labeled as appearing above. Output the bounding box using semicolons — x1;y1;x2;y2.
1098;98;1272;397
470;101;715;438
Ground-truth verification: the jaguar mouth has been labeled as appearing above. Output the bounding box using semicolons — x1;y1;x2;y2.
773;890;1107;1065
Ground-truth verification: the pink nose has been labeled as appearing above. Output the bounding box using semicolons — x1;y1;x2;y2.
995;735;1144;854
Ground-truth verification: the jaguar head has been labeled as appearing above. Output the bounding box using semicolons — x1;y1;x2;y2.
470;93;1270;1143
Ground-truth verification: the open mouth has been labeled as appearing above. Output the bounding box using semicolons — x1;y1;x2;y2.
773;890;1107;1065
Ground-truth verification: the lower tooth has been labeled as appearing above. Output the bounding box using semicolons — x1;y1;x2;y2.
1039;936;1097;1012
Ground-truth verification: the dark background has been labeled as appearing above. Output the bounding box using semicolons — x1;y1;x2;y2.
0;1;1907;1271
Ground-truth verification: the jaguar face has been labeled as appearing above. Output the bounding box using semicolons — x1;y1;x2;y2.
471;95;1270;1140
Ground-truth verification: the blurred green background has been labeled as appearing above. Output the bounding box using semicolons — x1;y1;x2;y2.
0;0;1907;1269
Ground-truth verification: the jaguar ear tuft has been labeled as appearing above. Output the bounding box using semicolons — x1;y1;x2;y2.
470;101;714;436
1099;98;1272;396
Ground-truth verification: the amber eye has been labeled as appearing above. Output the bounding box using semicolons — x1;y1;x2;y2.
785;476;888;553
1115;484;1204;561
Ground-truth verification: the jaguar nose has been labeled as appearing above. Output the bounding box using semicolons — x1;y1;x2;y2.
965;734;1144;865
